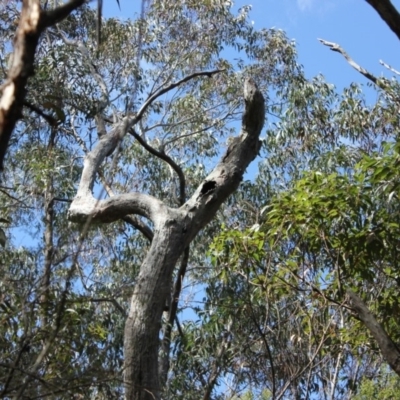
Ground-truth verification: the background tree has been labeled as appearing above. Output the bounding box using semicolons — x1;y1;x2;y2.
208;0;400;398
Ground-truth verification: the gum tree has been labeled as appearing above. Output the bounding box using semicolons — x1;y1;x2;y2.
0;1;302;399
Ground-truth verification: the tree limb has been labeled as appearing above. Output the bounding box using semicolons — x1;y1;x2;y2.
181;78;265;239
318;38;399;102
70;115;154;239
380;59;400;76
123;215;154;242
347;289;400;377
318;38;379;85
0;0;85;171
69;71;226;226
135;70;224;124
129;128;186;205
365;0;400;42
40;0;87;28
23;101;58;126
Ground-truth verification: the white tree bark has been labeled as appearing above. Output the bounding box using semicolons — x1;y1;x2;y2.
68;78;265;400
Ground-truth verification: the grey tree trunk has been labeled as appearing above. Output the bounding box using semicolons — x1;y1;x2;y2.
347;290;400;377
68;78;265;400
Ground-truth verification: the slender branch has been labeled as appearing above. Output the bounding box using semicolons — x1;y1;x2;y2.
161;101;238;149
318;38;379;85
0;339;33;397
248;296;276;399
129;128;186;205
318;38;400;105
0;187;31;207
329;309;345;400
96;0;103;46
365;0;400;42
175;315;184;340
40;127;57;328
23;101;58;126
347;289;400;376
53;197;72;203
134;70;224;124
123;215;153;242
89;297;126;316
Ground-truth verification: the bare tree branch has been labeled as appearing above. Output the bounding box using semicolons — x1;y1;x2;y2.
129;128;186;205
89;297;126;316
135;69;224;124
70;114;154;239
365;0;400;42
347;289;400;377
318;38;379;85
23;101;58;126
318;38;400;104
123;215;154;242
40;0;87;28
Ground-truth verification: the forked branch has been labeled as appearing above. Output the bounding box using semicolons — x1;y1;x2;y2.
69;71;227;225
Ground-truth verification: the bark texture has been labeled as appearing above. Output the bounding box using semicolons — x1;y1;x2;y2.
347;290;400;377
68;78;265;400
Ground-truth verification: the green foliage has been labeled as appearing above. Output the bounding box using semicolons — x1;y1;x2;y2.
353;368;400;400
207;48;400;399
2;0;400;398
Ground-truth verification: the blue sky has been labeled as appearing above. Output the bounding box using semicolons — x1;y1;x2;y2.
103;0;400;95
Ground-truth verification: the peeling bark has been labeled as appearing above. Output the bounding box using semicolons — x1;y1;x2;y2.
68;78;265;400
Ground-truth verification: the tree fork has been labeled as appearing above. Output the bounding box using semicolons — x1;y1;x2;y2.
68;78;265;400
